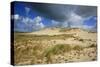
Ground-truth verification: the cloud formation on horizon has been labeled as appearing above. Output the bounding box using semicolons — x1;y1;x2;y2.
12;14;45;32
12;2;97;32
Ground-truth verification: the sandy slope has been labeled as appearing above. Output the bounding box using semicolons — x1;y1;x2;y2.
27;28;63;35
26;28;97;46
14;28;97;65
26;28;97;39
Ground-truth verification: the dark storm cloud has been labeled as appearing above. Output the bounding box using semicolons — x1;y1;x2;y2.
75;6;97;17
13;2;97;32
26;3;78;22
26;2;97;22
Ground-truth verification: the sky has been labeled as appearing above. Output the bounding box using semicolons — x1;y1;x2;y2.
11;1;97;32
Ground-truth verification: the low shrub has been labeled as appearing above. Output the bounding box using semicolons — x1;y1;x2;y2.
73;45;83;51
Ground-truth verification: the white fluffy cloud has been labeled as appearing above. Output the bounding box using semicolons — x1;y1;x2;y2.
33;16;42;23
12;14;20;20
32;16;45;29
61;21;68;28
51;12;97;32
12;14;45;31
25;7;30;15
22;17;31;23
67;12;84;28
35;22;44;29
34;16;45;29
51;12;84;28
83;25;94;29
51;20;60;27
12;11;96;32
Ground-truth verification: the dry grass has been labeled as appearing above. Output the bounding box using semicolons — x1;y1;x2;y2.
73;45;83;51
14;32;97;65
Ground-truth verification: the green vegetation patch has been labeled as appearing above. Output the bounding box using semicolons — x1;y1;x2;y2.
73;45;83;51
44;44;72;57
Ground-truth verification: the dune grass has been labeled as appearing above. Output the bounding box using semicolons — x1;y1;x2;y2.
73;45;83;51
14;33;74;41
14;33;96;65
43;44;72;63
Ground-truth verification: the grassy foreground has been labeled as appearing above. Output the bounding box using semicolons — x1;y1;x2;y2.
14;33;97;65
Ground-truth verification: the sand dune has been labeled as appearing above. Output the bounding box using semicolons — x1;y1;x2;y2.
14;28;97;65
